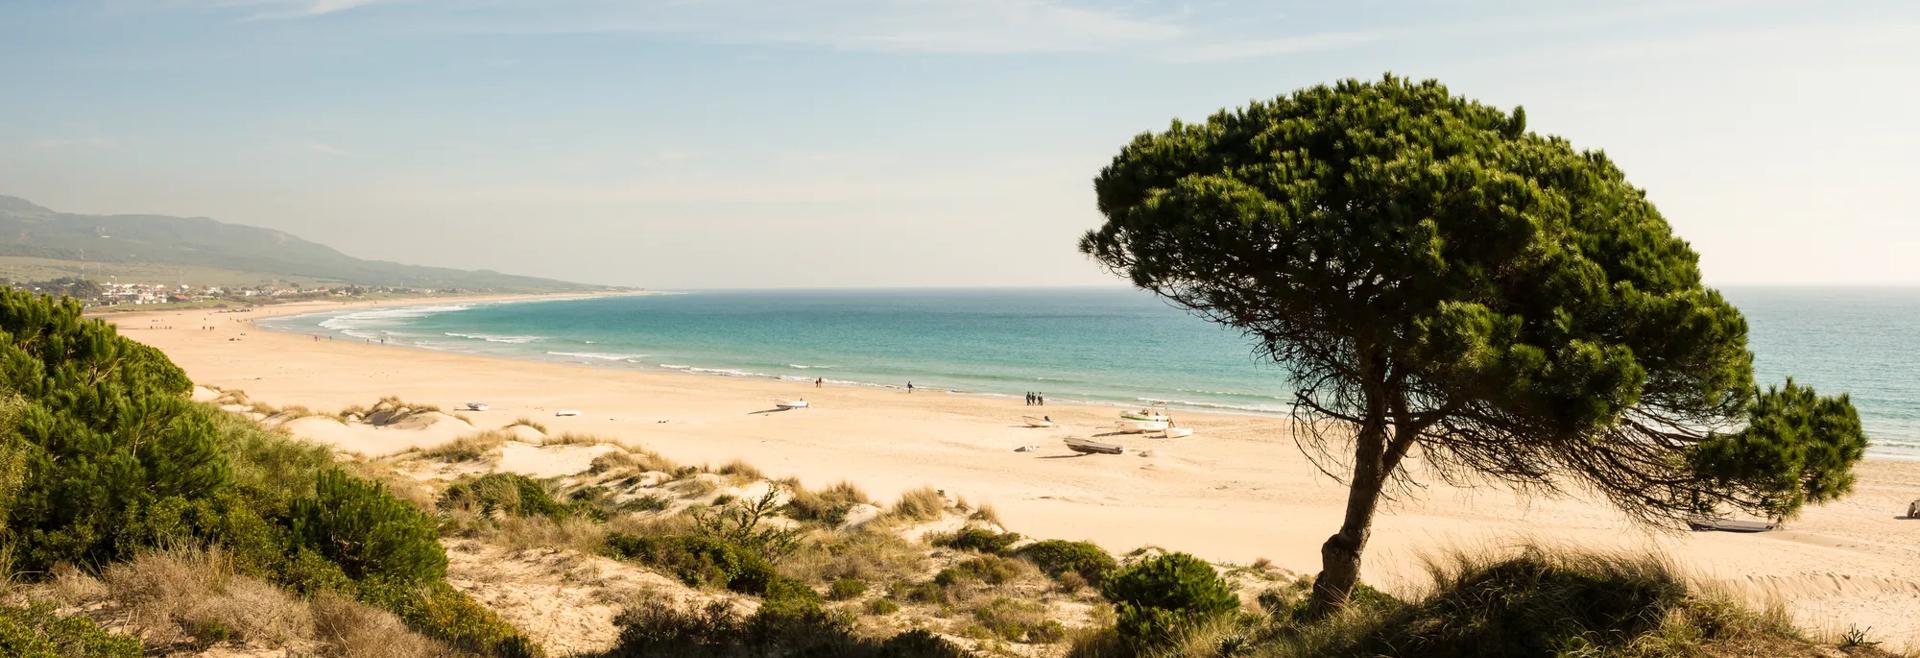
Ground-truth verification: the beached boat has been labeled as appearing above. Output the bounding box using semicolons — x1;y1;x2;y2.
1686;516;1775;533
776;399;810;410
1064;437;1123;455
1120;407;1169;422
554;409;580;417
1117;419;1169;433
1023;416;1055;428
465;401;489;412
1161;427;1193;439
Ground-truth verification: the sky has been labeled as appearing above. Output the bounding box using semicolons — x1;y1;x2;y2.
0;0;1915;289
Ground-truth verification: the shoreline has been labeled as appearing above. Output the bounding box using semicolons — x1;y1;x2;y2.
256;294;1920;460
109;294;1920;647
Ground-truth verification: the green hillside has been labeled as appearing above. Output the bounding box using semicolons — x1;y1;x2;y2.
0;195;601;292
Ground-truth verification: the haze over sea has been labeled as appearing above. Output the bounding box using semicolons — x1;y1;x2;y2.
263;287;1920;458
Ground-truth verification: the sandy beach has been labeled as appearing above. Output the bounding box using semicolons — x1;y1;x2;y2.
109;296;1920;647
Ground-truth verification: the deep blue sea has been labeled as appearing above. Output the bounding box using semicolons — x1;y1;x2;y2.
261;287;1920;458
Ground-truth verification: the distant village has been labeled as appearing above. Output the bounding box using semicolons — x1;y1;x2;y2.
4;277;452;308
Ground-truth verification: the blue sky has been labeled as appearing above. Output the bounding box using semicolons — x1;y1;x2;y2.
1;0;1915;288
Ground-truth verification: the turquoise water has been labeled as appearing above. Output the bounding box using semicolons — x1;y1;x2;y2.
261;287;1920;458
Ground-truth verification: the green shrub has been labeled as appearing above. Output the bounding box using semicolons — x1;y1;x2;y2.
600;600;967;658
1017;540;1116;586
1307;548;1690;658
931;527;1021;555
935;555;1022;587
0;288;230;572
829;578;868;601
440;473;572;520
1101;552;1238;650
360;579;541;658
605;533;816;604
972;597;1067;644
0;601;143;658
865;598;900;616
292;469;447;585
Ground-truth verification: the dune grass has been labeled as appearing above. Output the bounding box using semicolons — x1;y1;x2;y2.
889;487;947;522
784;480;873;525
413;431;511;463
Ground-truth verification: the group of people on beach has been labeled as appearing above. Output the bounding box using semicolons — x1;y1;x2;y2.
1025;392;1046;406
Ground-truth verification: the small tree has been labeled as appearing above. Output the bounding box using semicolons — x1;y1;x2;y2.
1081;75;1866;615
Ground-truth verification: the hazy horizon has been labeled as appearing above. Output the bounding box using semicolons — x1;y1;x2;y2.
3;1;1915;289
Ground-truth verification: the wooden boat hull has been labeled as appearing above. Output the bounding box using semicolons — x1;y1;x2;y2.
1064;437;1123;455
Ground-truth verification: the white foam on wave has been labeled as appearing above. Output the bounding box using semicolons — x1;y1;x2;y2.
787;364;837;370
317;304;474;330
446;332;544;344
548;351;647;362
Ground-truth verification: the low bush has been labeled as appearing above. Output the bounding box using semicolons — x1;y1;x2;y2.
1298;548;1695;658
829;577;868;601
358;579;541;658
605;532;817;606
597;599;969;658
716;459;764;480
0;601;143;658
291;469;447;585
972;597;1068;644
931;527;1022;555
935;555;1024;587
440;473;572;520
865;598;901;616
1018;540;1117;585
1100;552;1238;651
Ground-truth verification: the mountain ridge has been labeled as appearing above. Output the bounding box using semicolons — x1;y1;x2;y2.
0;194;602;292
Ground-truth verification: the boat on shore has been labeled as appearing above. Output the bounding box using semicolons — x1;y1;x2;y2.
1064;437;1123;455
465;401;489;412
776;399;810;410
1023;415;1055;428
1120;405;1169;422
1117;419;1169;433
1161;427;1193;439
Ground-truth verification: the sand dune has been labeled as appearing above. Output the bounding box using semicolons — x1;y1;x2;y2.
110;297;1920;648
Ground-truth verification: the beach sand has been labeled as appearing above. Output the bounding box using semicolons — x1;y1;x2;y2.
111;296;1920;647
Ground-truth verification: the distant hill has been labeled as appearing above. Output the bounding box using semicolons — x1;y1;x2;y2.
0;195;602;292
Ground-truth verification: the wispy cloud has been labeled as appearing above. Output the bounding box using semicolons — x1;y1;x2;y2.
294;139;349;156
1169;31;1384;62
29;136;117;150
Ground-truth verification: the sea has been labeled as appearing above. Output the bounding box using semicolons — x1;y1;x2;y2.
260;287;1920;459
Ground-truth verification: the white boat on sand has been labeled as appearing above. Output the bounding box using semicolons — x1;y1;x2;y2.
1161;427;1193;439
1023;415;1055;428
1117;419;1169;433
465;401;489;412
1120;407;1169;422
776;399;810;410
555;409;580;417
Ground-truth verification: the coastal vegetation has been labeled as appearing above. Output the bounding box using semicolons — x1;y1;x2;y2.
1081;74;1868;613
0;285;1899;657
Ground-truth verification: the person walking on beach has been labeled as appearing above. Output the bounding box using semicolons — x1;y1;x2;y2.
1025;392;1032;406
907;381;915;394
815;377;823;388
1038;393;1045;406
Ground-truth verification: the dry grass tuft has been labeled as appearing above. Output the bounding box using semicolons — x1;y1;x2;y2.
716;459;764;481
101;546;314;649
785;481;873;525
413;431;510;463
311;590;455;658
969;502;1003;527
507;417;549;434
889;487;947;522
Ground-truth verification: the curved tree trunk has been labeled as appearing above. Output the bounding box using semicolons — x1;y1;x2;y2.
1306;460;1387;617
